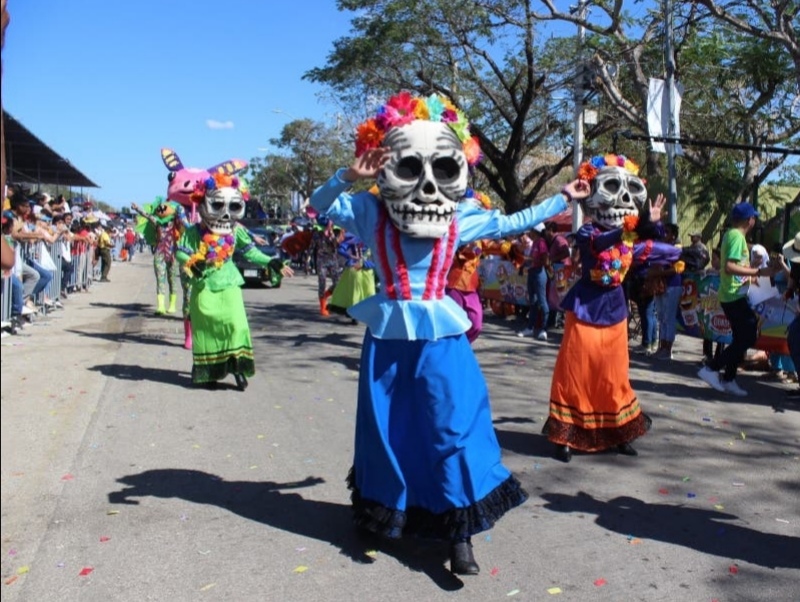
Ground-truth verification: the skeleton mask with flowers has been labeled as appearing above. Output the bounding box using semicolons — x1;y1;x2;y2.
578;156;646;230
355;92;482;239
376;120;468;238
193;174;246;235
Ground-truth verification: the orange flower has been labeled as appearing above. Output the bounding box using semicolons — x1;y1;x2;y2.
577;163;598;182
623;215;639;232
355;119;384;157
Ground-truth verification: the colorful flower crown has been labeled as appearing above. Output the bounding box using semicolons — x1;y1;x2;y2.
577;154;640;183
355;91;482;166
190;172;245;203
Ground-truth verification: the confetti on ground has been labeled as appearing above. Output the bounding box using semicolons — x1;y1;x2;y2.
484;534;492;542
682;476;691;482
628;538;643;545
687;493;696;498
732;482;744;487
199;583;216;591
78;567;93;576
198;550;211;555
16;566;29;575
61;474;75;481
7;549;16;556
594;578;607;586
506;590;520;597
490;567;499;576
99;536;110;543
5;576;19;585
547;586;563;594
729;565;739;574
658;488;669;495
107;510;119;516
293;566;308;573
776;518;790;524
714;504;725;510
740;432;746;440
365;550;378;558
296;547;306;552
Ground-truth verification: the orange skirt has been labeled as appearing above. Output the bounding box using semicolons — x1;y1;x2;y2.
545;311;650;452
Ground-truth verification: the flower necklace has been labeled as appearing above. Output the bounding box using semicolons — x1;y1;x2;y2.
590;215;643;287
183;228;235;276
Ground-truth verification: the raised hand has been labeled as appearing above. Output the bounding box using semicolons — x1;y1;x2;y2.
647;193;667;223
562;178;591;201
343;147;392;182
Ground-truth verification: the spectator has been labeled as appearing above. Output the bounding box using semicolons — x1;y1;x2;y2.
683;231;710;272
96;224;113;282
123;225;136;261
7;191;54;309
697;203;779;397
627;260;658;356
781;233;800;399
542;221;571;331
652;223;682;360
516;224;550;340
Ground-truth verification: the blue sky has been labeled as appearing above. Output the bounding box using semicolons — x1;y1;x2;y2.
3;0;355;208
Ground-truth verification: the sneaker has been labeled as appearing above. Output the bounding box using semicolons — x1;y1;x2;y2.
535;331;548;341
20;305;36;316
698;366;725;392
720;379;748;397
517;328;534;338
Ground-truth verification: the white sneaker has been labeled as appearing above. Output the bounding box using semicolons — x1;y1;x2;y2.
698;366;725;392
517;328;534;338
720;379;748;397
535;331;548;341
20;305;36;316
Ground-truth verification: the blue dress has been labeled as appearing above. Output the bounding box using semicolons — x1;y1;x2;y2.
311;170;568;540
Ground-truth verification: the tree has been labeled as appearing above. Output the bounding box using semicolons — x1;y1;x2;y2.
247;119;351;215
305;0;612;213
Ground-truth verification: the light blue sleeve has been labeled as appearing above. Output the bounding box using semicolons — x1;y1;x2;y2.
309;169;379;247
457;193;569;244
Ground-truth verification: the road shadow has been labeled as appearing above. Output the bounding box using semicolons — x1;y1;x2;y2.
107;469;465;590
494;428;553;459
541;491;800;570
67;328;186;348
88;363;194;389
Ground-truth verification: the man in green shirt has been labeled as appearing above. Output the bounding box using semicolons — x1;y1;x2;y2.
698;203;779;396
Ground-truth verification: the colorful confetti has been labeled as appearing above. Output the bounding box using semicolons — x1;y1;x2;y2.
293;566;308;573
547;586;563;594
78;567;93;576
593;578;607;586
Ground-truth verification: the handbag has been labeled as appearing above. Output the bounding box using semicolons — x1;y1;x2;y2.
38;245;57;271
61;241;72;263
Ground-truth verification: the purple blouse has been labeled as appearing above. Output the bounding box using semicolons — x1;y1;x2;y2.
560;222;682;326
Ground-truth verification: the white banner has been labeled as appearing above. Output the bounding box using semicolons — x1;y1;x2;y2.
647;78;683;155
290;191;303;213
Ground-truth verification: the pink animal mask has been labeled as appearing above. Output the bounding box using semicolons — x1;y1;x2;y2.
161;148;247;207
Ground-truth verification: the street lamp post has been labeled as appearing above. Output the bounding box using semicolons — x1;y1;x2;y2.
570;0;590;233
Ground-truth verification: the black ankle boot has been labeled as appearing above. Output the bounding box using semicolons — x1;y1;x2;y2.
234;373;248;391
554;444;572;463
616;442;638;456
450;539;480;575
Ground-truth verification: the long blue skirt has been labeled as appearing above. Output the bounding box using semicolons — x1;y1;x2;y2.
349;330;528;541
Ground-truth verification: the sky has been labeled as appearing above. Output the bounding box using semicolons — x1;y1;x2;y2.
2;0;357;208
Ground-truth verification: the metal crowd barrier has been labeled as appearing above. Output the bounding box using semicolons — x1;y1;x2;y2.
0;240;96;327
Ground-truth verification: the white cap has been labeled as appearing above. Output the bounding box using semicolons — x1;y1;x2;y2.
533;223;545;233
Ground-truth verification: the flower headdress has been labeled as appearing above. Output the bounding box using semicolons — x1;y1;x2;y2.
190;172;244;204
355;91;482;166
577;154;640;183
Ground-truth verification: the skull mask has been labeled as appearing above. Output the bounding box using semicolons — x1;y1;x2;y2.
199;187;245;235
583;166;647;230
376;120;468;238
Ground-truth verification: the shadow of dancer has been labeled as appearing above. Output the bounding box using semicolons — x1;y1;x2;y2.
108;469;465;590
541;491;799;570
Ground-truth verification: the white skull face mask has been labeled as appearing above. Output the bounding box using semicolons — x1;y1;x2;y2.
583;166;647;230
376;120;468;238
199;187;245;235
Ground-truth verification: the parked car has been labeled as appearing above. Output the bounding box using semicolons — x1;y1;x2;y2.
233;227;283;287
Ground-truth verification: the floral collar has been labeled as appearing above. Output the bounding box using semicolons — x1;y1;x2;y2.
183;227;235;276
589;216;643;287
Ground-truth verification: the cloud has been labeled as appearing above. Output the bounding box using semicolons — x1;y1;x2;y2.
206;119;235;130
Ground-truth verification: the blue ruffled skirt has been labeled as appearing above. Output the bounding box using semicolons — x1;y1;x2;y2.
349;331;528;541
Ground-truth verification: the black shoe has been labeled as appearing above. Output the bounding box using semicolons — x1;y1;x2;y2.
616;442;638;456
234;373;248;391
450;540;480;575
554;444;572;463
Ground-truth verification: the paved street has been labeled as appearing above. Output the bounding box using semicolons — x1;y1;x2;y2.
2;255;798;602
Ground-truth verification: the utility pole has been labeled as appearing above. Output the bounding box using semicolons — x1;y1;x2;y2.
664;0;678;224
571;0;590;233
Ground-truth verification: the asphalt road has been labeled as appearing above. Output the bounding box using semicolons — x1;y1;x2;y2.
2;255;798;602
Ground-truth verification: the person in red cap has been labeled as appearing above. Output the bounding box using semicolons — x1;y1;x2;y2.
698;202;780;397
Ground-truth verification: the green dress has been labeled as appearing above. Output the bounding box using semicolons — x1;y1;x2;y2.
176;225;279;384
